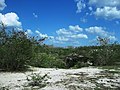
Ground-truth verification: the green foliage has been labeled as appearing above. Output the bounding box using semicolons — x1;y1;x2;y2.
0;24;37;71
89;37;119;66
0;22;120;70
31;53;66;68
31;38;120;68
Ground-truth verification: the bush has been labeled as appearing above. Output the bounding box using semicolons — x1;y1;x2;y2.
0;30;34;71
89;37;119;66
31;53;66;68
0;23;38;71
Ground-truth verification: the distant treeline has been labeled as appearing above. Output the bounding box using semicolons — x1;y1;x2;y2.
0;23;120;71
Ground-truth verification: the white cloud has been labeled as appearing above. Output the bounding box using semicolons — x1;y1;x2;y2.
88;7;93;11
94;7;120;20
47;25;117;45
88;0;120;20
70;34;88;39
33;13;38;18
86;26;108;37
69;25;83;32
48;25;117;46
25;29;33;35
109;36;117;41
49;36;54;39
56;25;83;36
85;26;117;41
89;0;120;8
76;0;86;13
35;30;48;38
16;28;23;31
56;28;72;35
75;0;120;20
0;12;22;27
54;25;88;44
35;30;40;34
56;36;69;42
0;0;6;11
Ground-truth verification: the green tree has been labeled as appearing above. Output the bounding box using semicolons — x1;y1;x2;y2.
90;37;118;66
0;23;43;71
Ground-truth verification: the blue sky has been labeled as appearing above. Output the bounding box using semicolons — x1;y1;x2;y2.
0;0;120;47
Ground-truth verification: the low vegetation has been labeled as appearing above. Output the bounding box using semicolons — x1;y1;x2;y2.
26;73;49;88
0;23;41;71
0;23;120;71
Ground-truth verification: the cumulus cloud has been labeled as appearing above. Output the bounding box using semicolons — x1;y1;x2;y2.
69;34;88;39
94;6;120;20
44;25;117;46
25;29;33;35
88;7;93;11
24;25;88;45
89;0;120;20
34;25;117;46
0;12;22;27
109;36;117;41
0;0;6;11
89;0;120;8
56;28;72;35
69;25;83;32
54;25;88;44
16;28;23;31
35;30;48;38
85;26;107;36
56;25;83;35
85;26;117;41
75;0;86;13
49;36;54;39
75;0;120;20
56;36;69;42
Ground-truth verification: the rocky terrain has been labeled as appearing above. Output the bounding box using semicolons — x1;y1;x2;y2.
0;67;120;90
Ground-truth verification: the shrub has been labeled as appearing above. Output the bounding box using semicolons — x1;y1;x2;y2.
0;23;40;71
31;53;66;68
89;37;119;66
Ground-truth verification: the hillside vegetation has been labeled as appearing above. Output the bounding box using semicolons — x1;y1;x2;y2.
0;23;120;71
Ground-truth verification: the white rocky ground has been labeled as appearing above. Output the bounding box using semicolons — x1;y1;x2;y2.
0;67;120;90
